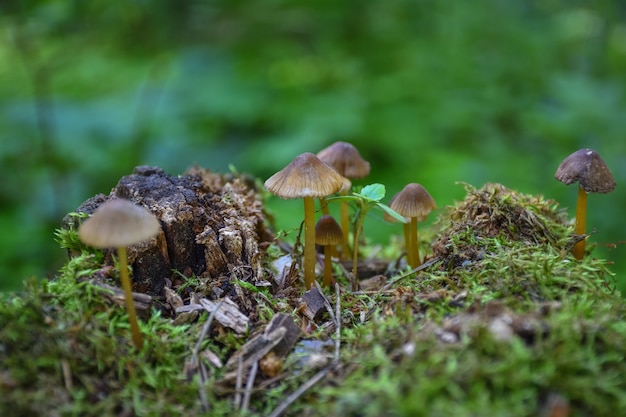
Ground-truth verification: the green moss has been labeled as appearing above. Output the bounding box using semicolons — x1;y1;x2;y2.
1;182;625;416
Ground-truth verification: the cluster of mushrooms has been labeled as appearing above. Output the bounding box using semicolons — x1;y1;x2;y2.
264;142;437;291
75;144;615;349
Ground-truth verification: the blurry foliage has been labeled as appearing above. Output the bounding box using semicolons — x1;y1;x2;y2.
1;0;625;291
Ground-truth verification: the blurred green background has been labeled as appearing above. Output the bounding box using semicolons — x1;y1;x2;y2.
1;0;624;292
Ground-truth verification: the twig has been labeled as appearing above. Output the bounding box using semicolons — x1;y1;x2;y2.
265;365;334;417
380;257;440;291
191;299;225;413
241;360;259;413
334;283;341;364
313;281;341;363
233;355;243;410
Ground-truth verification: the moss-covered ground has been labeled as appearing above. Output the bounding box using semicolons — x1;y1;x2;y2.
1;182;625;416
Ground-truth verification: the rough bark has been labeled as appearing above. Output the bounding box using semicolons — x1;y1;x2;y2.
64;165;272;299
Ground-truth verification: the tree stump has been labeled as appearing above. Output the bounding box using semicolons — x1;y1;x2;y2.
65;166;273;300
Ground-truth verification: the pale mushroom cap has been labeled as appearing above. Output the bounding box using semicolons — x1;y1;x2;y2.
389;183;437;219
315;215;344;246
79;199;161;248
264;152;345;199
317;141;371;179
555;148;616;193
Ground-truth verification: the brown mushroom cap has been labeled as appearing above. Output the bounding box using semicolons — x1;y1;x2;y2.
389;183;437;220
317;141;371;179
555;148;616;193
315;215;344;246
264;152;345;199
79;199;161;248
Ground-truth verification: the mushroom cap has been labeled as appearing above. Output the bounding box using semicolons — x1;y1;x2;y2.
264;152;345;199
555;148;616;193
389;183;437;219
315;215;344;246
317;141;371;179
79;198;161;248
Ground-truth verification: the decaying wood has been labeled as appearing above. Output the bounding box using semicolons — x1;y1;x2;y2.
87;279;153;314
64;165;272;301
176;297;249;334
222;313;300;384
301;287;327;320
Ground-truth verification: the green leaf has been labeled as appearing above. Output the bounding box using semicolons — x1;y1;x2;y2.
376;203;408;223
355;184;386;202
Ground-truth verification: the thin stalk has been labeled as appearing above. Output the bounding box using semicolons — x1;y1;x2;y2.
116;246;143;349
304;197;316;289
410;217;421;268
351;203;365;291
573;185;588;260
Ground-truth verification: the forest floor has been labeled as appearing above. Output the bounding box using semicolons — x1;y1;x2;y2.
1;168;625;417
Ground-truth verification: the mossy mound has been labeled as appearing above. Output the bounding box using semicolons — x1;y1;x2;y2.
1;181;625;417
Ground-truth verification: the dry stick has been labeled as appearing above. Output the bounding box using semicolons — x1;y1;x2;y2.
380;257;441;292
265;366;334;417
334;283;341;364
265;284;341;417
233;355;243;410
192;299;224;413
241;360;259;413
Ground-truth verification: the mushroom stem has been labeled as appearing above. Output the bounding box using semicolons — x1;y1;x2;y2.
340;197;350;260
323;246;334;287
573;185;588;260
410;217;421;268
403;222;413;267
116;246;143;349
303;197;317;289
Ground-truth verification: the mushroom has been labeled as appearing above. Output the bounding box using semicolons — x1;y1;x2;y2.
315;215;344;287
389;183;436;268
78;198;161;349
555;148;616;260
264;153;345;289
317;141;371;259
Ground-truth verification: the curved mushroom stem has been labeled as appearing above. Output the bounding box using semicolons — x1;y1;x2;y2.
410;217;421;268
303;197;317;289
403;222;413;267
573;185;588;260
323;246;334;287
116;246;144;349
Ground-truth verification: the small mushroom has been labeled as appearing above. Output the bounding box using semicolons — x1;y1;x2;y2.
315;215;344;287
317;141;371;259
555;148;616;260
79;198;161;349
389;183;436;268
264;153;345;289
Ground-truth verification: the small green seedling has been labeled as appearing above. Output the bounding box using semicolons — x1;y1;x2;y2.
328;183;406;290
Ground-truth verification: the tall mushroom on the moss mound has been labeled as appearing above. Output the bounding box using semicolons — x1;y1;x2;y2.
555;148;616;260
390;183;436;268
317;141;371;259
264;153;345;289
79;198;161;349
